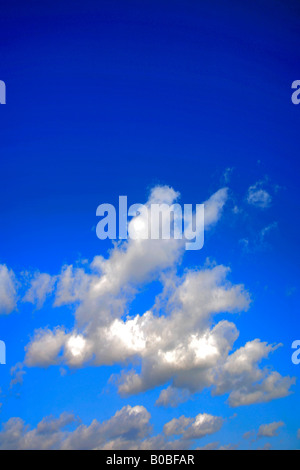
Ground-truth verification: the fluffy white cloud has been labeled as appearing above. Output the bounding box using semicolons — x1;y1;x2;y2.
25;265;251;398
257;421;284;438
163;413;223;440
0;406;222;450
224;370;294;407
212;340;295;407
0;264;17;315
0;413;76;450
22;185;294;408
62;405;152;450
25;328;69;367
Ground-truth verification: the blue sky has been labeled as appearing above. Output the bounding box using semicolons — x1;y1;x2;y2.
0;0;300;450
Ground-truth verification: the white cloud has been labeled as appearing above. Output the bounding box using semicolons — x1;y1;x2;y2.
10;363;26;389
156;386;190;407
23;272;56;309
0;406;222;450
225;370;294;407
22;185;294;408
223;168;234;184
213;341;295;407
257;421;284;438
0;413;76;450
204;188;228;227
25;328;69;367
0;264;17;315
163;413;223;440
247;182;272;209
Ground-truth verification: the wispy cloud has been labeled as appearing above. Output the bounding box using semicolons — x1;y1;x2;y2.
247;181;272;209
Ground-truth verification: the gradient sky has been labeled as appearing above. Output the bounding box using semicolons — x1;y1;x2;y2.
0;0;300;450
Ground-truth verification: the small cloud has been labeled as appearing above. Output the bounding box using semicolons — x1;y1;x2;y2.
239;238;250;251
257;421;284;438
219;443;239;450
163;413;223;440
156;386;190;408
10;363;26;389
197;441;219;450
60;368;67;377
239;222;277;253
23;272;56;310
0;264;18;315
223;167;234;184
232;205;241;214
260;222;278;242
247;182;272;209
257;442;272;450
204;187;229;228
243;430;255;440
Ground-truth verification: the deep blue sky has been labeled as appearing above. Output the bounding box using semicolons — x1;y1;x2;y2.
0;0;300;450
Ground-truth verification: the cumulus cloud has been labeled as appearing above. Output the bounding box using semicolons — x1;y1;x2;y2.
212;340;295;407
21;185;294;408
244;421;285;443
0;406;222;450
0;413;76;450
0;264;18;315
257;421;284;438
247;182;272;209
163;413;223;440
25;328;70;367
